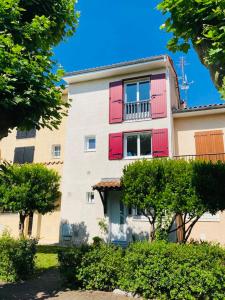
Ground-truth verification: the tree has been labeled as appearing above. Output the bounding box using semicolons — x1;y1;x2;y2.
0;163;60;236
0;0;79;139
121;159;225;243
157;0;225;98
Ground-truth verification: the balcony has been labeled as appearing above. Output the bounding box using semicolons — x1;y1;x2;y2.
174;153;225;162
124;100;150;121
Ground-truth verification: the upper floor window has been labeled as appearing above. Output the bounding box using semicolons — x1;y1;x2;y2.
14;146;35;164
124;80;150;120
16;129;36;139
124;132;152;158
52;144;61;158
125;80;150;103
85;136;96;152
109;74;166;124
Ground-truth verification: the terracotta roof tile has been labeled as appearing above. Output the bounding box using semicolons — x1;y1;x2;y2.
93;178;121;191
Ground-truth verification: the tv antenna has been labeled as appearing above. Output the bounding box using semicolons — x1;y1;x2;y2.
178;57;194;104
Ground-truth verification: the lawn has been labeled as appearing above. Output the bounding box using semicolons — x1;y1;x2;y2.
35;245;62;273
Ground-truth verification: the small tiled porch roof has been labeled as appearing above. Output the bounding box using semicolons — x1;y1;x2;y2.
93;178;121;191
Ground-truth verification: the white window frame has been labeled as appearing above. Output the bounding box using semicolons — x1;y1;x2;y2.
124;132;152;159
85;136;96;152
124;78;150;103
86;191;95;204
52;144;61;158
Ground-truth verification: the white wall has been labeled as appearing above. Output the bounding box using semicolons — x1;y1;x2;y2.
61;67;177;242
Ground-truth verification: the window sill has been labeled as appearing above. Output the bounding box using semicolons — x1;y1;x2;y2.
52;156;61;159
123;117;151;123
84;149;96;152
124;155;152;160
198;218;220;222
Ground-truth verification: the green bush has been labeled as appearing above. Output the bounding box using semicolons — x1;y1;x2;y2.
77;243;123;291
58;243;123;290
118;241;225;300
0;234;37;282
58;245;89;285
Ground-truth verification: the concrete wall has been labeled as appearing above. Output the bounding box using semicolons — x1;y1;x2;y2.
174;112;225;156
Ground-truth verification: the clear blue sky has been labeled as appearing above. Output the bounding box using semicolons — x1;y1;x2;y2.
54;0;222;107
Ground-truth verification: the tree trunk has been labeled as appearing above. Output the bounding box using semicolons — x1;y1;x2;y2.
150;223;156;242
19;213;26;237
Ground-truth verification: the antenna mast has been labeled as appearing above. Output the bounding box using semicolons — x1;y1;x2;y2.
178;57;193;105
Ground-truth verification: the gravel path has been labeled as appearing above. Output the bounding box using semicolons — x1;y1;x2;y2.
0;269;133;300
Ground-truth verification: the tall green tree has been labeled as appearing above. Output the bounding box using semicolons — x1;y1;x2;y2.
121;159;225;243
157;0;225;98
0;163;60;236
0;0;79;139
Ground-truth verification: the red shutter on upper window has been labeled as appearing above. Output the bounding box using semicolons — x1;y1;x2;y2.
152;128;168;157
109;132;123;160
151;74;167;119
109;81;123;123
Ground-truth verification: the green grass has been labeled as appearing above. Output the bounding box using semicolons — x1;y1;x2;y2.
35;245;61;273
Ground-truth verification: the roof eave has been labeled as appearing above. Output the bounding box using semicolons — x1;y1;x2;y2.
173;106;225;118
63;55;168;84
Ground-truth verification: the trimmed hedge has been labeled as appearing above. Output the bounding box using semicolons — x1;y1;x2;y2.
77;243;123;291
119;241;225;300
0;234;37;282
58;241;225;299
58;243;123;290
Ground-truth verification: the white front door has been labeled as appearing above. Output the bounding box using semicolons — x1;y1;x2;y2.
109;192;127;241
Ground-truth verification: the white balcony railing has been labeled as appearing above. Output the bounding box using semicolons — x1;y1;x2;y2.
124;100;150;121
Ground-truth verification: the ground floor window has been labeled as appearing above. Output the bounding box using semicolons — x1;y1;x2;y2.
87;192;95;204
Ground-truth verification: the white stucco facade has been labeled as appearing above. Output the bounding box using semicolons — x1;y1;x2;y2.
60;56;179;244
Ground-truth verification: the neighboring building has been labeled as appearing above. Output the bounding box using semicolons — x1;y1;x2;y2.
0;89;68;244
60;55;225;246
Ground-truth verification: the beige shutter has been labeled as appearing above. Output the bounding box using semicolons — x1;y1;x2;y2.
195;130;224;161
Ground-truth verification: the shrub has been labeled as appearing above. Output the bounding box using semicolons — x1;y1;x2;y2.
118;241;225;300
0;234;37;282
77;243;123;291
58;245;89;285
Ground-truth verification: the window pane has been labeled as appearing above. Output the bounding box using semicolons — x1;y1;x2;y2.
127;135;137;156
139;81;150;101
53;145;61;157
88;138;96;149
140;134;151;156
126;83;137;102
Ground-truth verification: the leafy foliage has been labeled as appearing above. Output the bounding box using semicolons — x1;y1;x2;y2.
119;241;225;300
77;244;123;291
58;241;225;299
0;233;37;282
0;0;79;138
58;243;123;290
58;245;90;285
157;0;225;97
121;159;225;242
0;163;60;235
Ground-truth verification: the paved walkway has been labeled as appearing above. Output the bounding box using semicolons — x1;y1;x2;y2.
0;269;133;300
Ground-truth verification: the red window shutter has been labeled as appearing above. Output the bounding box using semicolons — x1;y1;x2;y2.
109;132;123;160
152;128;168;157
109;81;123;123
151;74;167;119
